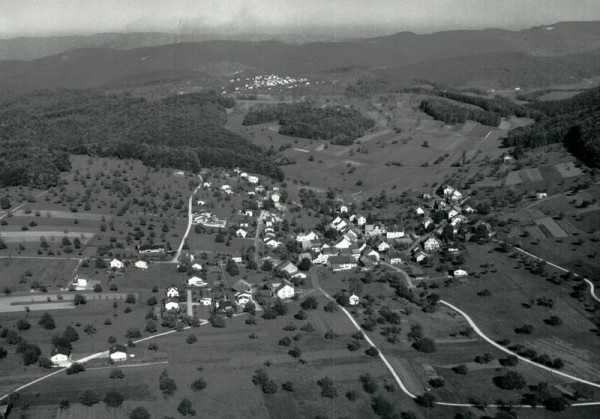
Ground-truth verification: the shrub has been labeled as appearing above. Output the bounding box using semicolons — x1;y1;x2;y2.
130;407;151;419
360;374;378;394
125;294;137;304
515;324;534;334
301;296;318;310
262;379;278;394
317;377;338;398
324;302;337;312
494;371;527;390
413;337;437;353
282;381;294;392
372;395;397;417
159;370;177;396
17;319;31;330
109;369;125;379
415;392;436;407
294;310;307;320
177;398;196;416
186;334;197;344
288;346;302;358
347;341;361;351
279;336;292;347
191;378;207;391
74;294;87;305
452;364;468;375
125;328;142;339
300;322;315;333
544;316;563;326
80;389;100;406
429;378;445;388
103;390;124;408
365;347;379;357
66;362;85;375
38;313;56;330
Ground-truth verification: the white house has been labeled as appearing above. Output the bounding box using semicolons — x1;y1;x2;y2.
423;237;441;252
110;259;124;269
503;155;514;163
340;205;349;214
191;263;203;271
446;207;461;220
328;256;358;272
166;287;179;298
536;192;547;200
72;276;88;290
236;228;248;238
356;215;367;226
387;250;403;265
173;170;185;176
109;345;128;362
197;200;206;206
386;228;405;239
232;256;243;264
453;269;468;277
443;185;455;197
463;205;475;214
349;294;360;306
415;207;425;216
134;260;148;270
199;297;212;306
334;237;352;249
272;280;295;299
292;272;307;279
333;219;348;232
203;182;212;188
451;190;463;201
450;215;468;227
413;249;428;263
245;210;254;217
247;176;259;184
271;193;281;203
188;276;207;287
164;298;180;311
50;347;70;365
296;231;320;242
234;291;253;306
365;224;385;237
375;240;391;253
265;239;282;249
221;185;231;192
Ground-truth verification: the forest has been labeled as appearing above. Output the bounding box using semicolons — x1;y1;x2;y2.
419;99;501;127
503;87;600;168
0;90;283;187
243;103;374;145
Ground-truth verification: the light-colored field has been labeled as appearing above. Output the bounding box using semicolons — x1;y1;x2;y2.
555;162;584;178
505;171;523;186
523;225;546;240
0;292;133;312
0;231;95;243
534;217;569;238
538;90;581;101
528;337;600;382
523;168;544;182
12;209;109;222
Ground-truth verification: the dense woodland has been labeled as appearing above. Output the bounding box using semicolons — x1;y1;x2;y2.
504;87;600;167
243;103;374;145
419;99;501;127
0;90;283;187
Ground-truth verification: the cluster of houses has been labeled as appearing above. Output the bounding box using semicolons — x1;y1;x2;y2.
290;206;412;273
262;213;284;249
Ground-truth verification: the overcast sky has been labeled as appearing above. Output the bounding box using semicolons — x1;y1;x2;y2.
1;0;599;38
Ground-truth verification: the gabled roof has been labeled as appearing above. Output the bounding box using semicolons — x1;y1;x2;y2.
232;279;252;292
110;344;127;354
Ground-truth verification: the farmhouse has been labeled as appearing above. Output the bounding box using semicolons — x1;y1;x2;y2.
236;228;248;238
109;345;128;362
137;244;165;254
276;260;298;276
188;276;207;287
453;269;468;277
272;279;295;299
349;294;360;306
164;298;180;311
134;260;148;270
387;250;403;265
234;291;253;306
50;347;70;365
232;279;253;293
413;249;428;263
423;237;441;252
328;256;358;271
110;258;124;269
72;276;88;290
296;231;320;242
166;287;179;298
386;227;405;239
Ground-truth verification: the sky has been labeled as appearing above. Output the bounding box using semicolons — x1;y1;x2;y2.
0;0;599;38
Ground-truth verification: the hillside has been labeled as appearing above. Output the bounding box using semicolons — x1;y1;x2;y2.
0;90;283;187
504;87;600;167
2;22;600;92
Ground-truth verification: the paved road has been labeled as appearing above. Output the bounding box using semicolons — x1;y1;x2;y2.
172;175;203;263
253;210;266;263
380;261;415;288
0;190;49;222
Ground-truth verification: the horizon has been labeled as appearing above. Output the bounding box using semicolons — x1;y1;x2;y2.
1;0;600;39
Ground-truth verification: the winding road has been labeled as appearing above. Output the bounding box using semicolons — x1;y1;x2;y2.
171;175;203;263
310;266;600;409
